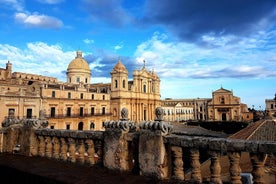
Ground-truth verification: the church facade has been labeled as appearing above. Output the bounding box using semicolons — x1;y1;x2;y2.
207;87;252;122
0;50;161;130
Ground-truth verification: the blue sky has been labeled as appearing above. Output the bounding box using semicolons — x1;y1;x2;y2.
0;0;276;109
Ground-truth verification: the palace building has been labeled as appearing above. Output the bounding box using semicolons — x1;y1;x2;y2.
207;87;252;122
0;50;161;130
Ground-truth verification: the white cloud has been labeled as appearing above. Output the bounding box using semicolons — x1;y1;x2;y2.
0;42;75;81
83;39;94;44
14;12;63;29
0;0;24;11
37;0;64;4
114;42;124;50
135;32;276;79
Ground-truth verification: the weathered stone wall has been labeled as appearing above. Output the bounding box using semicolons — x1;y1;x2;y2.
139;130;170;179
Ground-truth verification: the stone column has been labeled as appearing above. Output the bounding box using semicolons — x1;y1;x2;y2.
171;146;184;180
209;151;222;184
86;139;95;165
250;153;266;184
60;138;68;161
38;135;45;157
190;149;202;183
68;138;76;163
95;140;103;164
228;151;242;184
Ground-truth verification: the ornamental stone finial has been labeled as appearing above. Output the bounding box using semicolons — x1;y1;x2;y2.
121;107;128;120
155;107;163;121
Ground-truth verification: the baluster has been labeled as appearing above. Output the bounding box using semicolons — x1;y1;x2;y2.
52;137;60;160
68;138;76;163
78;139;85;164
171;146;184;180
60;138;68;161
45;136;53;158
209;151;222;184
95;140;103;164
86;139;95;165
38;135;45;157
250;153;266;184
190;148;202;183
228;151;242;184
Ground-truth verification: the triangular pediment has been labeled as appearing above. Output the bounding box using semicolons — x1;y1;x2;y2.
213;87;232;93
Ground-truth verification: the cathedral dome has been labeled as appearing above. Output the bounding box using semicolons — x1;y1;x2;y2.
112;59;128;73
67;50;90;72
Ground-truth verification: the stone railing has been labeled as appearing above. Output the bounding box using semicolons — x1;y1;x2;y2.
34;129;104;165
1;107;276;183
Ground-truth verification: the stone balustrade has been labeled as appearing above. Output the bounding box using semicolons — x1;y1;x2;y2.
1;107;276;183
34;129;104;165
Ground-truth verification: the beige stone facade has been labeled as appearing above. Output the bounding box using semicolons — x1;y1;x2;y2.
265;94;276;118
0;51;161;130
161;98;211;122
207;87;252;122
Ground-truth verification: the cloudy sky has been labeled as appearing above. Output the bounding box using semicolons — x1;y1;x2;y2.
0;0;276;109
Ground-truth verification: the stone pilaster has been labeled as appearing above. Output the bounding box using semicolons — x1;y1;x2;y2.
103;129;130;171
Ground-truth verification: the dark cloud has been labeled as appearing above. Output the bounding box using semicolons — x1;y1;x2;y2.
81;0;132;27
141;0;276;42
84;50;137;78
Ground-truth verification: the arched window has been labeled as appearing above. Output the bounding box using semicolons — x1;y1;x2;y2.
123;80;125;88
115;80;118;88
78;122;83;130
90;122;95;130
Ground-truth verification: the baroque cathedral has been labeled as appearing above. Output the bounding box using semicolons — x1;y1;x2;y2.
0;50;161;130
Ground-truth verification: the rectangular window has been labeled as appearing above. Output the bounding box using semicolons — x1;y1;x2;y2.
143;85;146;93
102;95;105;100
271;104;274;109
80;107;84;116
102;107;105;115
50;125;54;129
76;77;80;83
68;92;71;99
91;94;94;100
80;93;83;99
91;107;95;115
26;108;32;119
52;91;55;98
50;107;55;117
66;124;70;130
66;107;71;117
